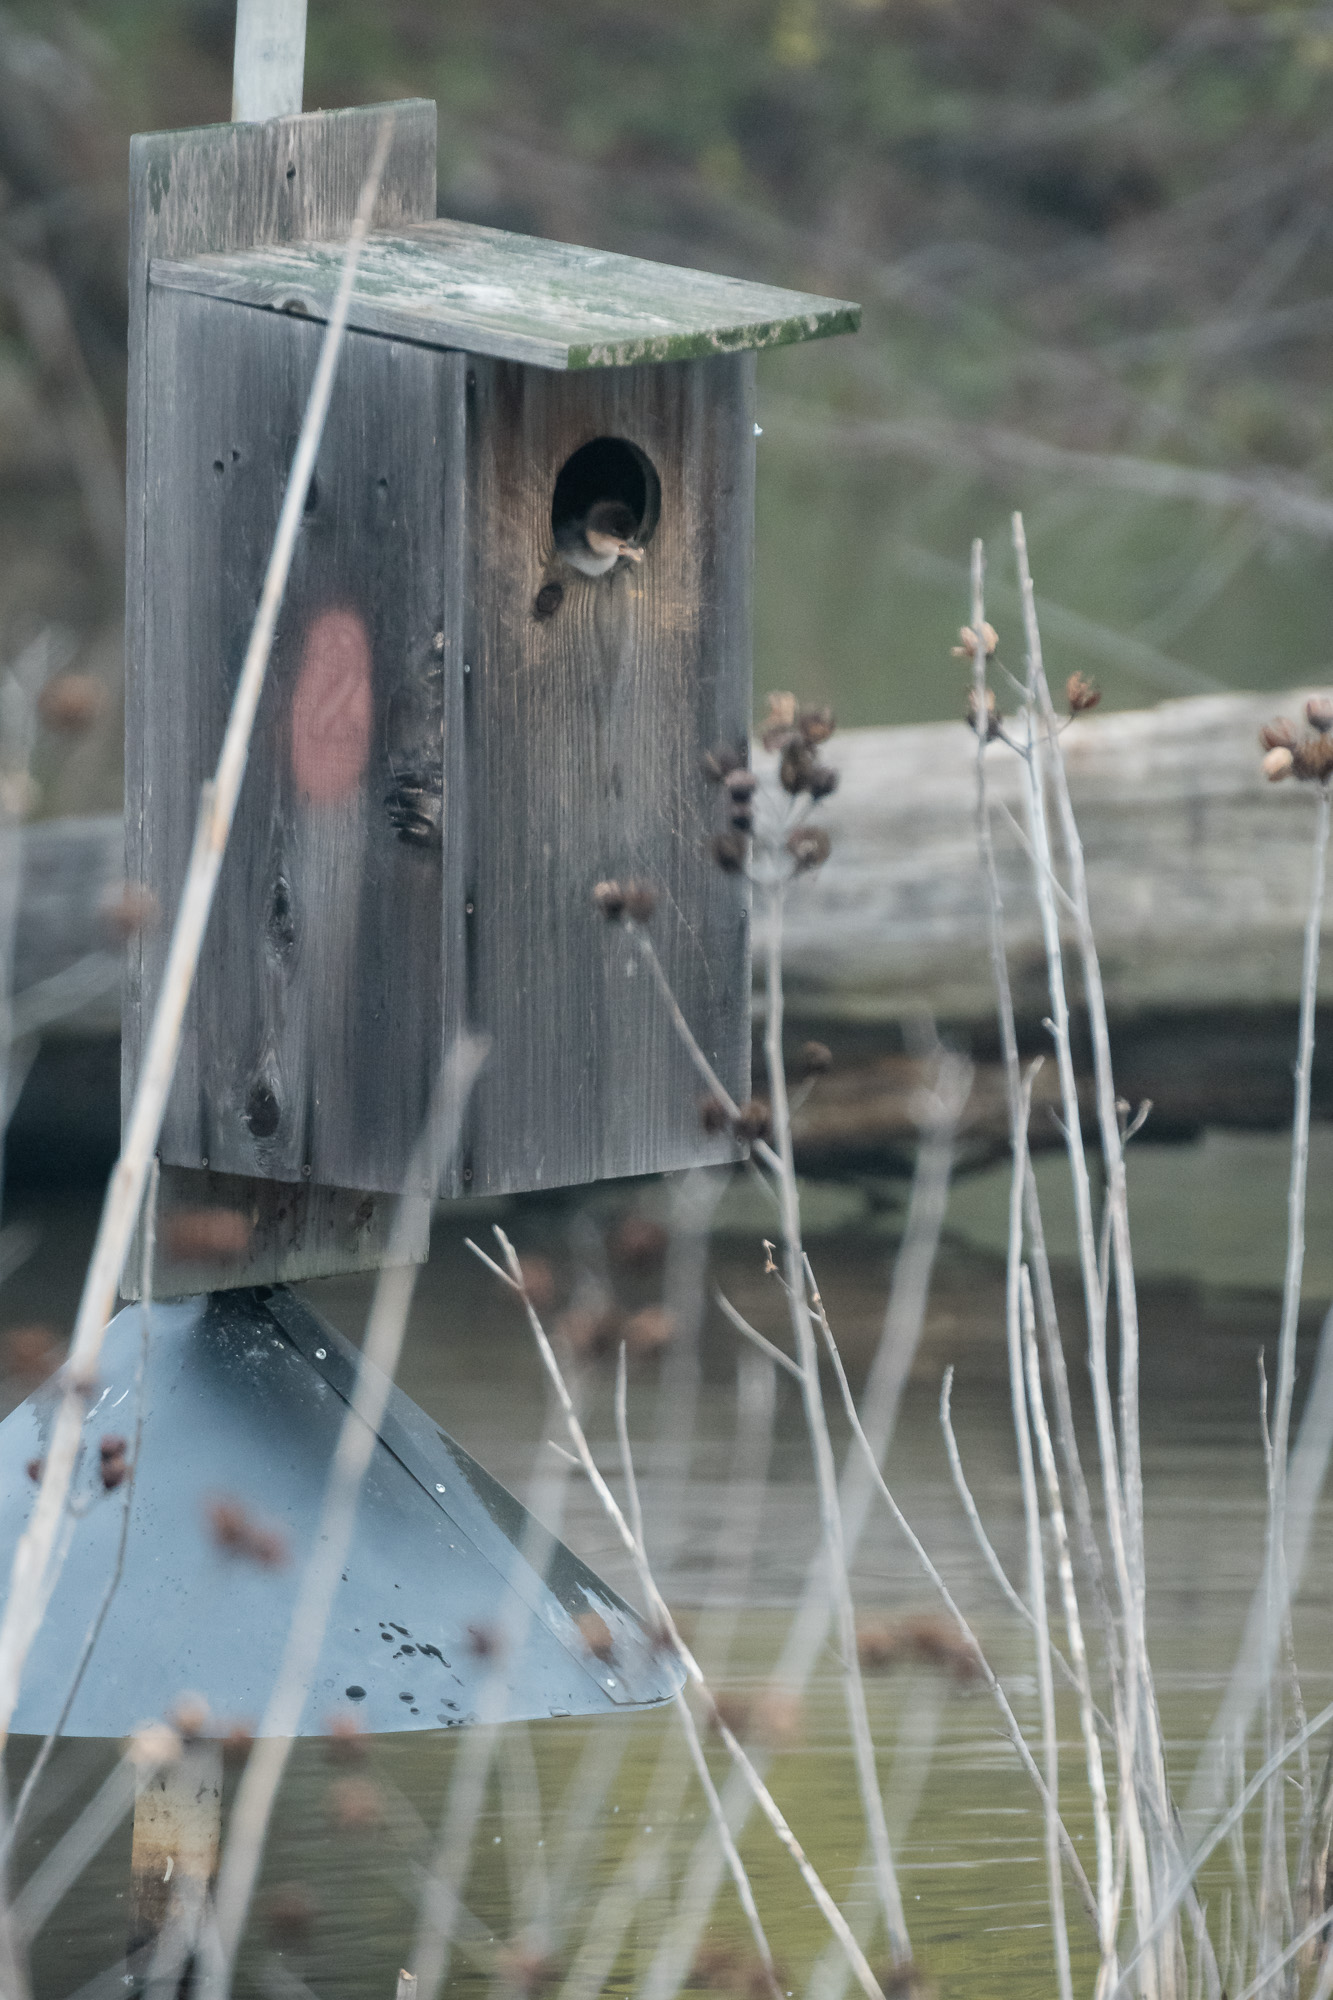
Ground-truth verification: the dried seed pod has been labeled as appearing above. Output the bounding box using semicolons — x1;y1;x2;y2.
497;1945;560;1997
327;1775;384;1832
702;744;745;783
699;1096;732;1135
761;691;798;736
795;1040;833;1078
779;741;815;793
750;1689;802;1748
1260;718;1298;752
592;879;626;920
951;622;998;660
610;1216;669;1274
733;1098;772;1144
101;882;159;940
576;1610;615;1663
857;1613;982;1686
624;1305;676;1357
3;1323;61;1387
723;768;757;802
553;1305;621;1359
206;1495;287;1568
1308;695;1333;734
966;686;1001;742
38;672;104;735
807;764;839;800
621;879;657;923
708;1691;751;1738
221;1720;255;1767
1066;671;1101;714
163;1208;253;1263
797;705;835;745
729;808;753;833
169;1693;211;1741
786;825;831;873
516;1254;556;1311
710;832;747;874
1295;734;1333;780
1262;745;1295;782
266;1883;316;1946
323;1712;368;1764
127;1722;183;1770
100;1449;128;1491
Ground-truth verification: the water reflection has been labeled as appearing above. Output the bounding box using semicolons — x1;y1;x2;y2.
6;1160;1331;1999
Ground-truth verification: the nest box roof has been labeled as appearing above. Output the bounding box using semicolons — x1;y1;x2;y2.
151;217;861;371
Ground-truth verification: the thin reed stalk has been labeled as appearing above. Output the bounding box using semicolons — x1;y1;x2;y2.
612;1345;783;2000
760;881;910;1968
468;1227;889;2000
805;1274;1098;1930
1023;1274;1117;1994
0;117;397;1757
202;1033;486;2000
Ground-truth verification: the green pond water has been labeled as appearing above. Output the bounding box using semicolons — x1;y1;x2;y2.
5;1145;1332;2000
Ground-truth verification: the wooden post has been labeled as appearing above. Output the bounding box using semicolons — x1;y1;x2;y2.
232;0;307;123
129;1739;224;1967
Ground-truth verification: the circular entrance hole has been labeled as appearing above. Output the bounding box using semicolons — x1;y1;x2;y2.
551;436;661;559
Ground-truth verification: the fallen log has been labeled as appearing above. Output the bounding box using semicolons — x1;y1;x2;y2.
10;687;1333;1181
768;687;1333;1171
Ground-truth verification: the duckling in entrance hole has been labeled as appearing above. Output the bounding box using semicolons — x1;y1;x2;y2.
554;499;646;577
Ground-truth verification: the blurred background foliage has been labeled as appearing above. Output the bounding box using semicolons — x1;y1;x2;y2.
4;0;1333;786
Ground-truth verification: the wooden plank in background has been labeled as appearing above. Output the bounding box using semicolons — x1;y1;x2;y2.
464;354;754;1194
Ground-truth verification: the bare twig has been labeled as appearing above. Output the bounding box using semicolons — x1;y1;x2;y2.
0;114;399;1759
202;1032;487;2000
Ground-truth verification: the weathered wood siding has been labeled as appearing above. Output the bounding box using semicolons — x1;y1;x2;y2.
464;355;753;1193
124;103;438;1276
142;294;464;1193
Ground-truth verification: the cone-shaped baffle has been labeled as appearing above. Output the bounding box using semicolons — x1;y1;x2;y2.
0;1286;680;1737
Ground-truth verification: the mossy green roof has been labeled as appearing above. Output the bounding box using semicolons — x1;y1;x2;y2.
151;217;860;370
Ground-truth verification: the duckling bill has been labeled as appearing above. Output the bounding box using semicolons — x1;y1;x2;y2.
555;499;646;578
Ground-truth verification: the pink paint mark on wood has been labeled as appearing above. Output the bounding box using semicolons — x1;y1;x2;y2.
291;607;373;804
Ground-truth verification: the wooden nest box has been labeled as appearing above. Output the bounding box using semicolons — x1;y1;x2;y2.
125;100;859;1293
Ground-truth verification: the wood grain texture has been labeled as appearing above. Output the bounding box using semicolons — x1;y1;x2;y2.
124;104;437;1276
463;354;754;1194
121;1164;428;1302
142;294;465;1193
151;218;860;371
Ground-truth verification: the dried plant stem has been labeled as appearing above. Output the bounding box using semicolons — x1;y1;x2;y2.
412;1379;577;2000
1189;784;1333;1830
807;1287;1098;1931
639;1047;962;2000
203;1034;485;2000
469;1228;889;2000
613;1346;782;2000
761;881;910;1968
1003;1064;1072;2000
1114;1696;1333;1994
0;117;396;1758
969;543;1119;1708
8;1164;159;1852
1023;1281;1117;1993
